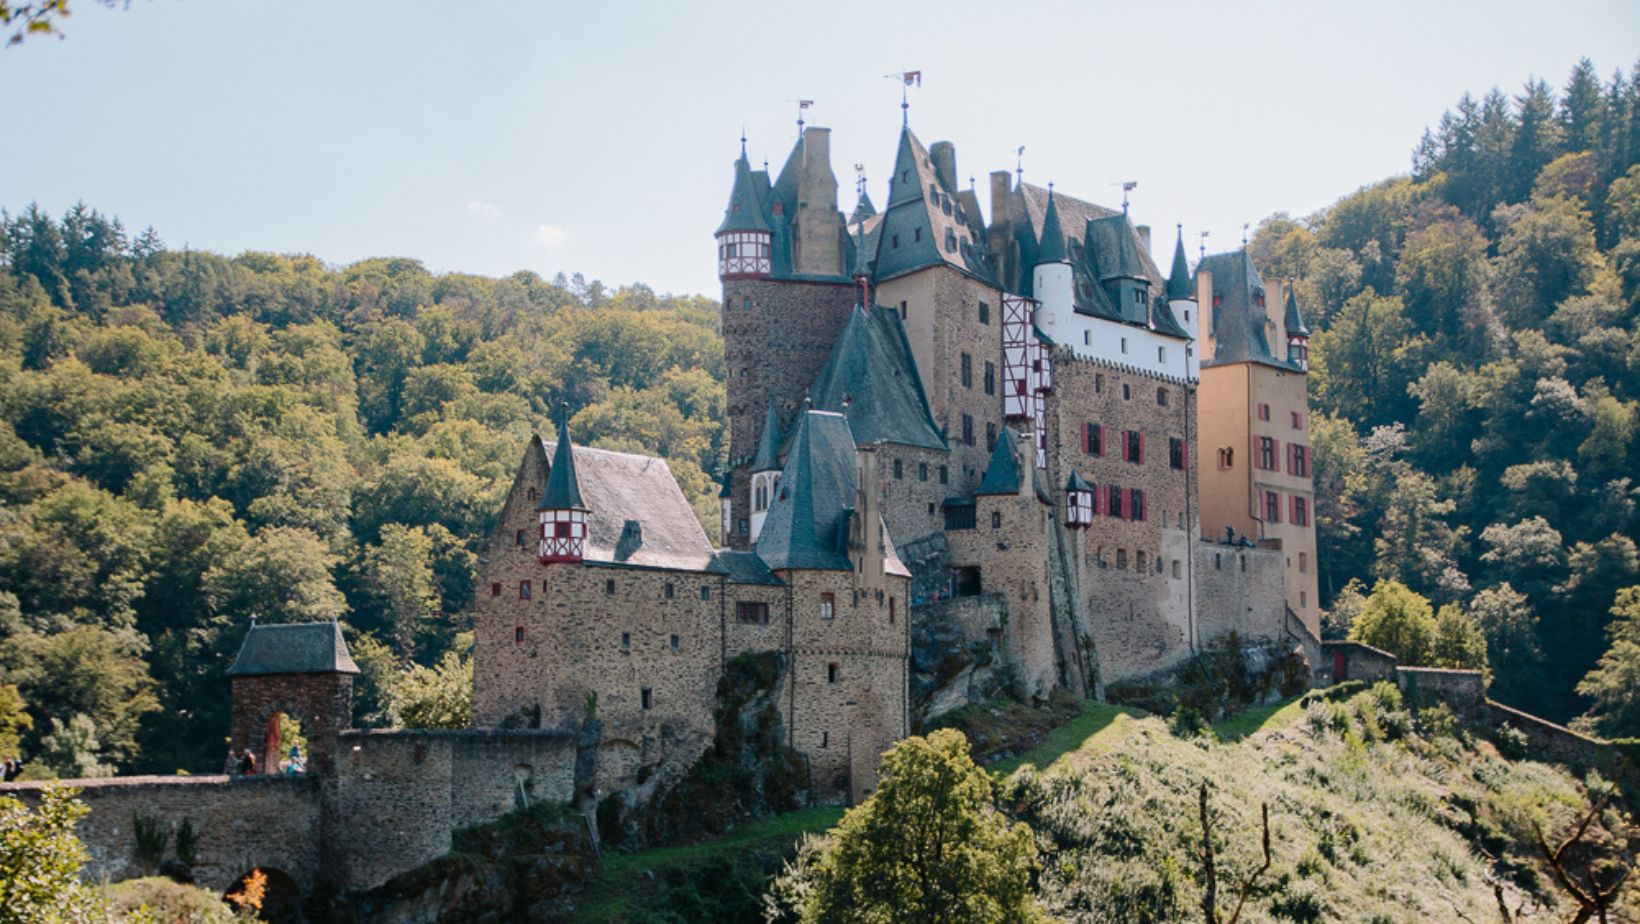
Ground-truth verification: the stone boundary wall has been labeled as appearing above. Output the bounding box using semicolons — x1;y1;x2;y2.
334;728;579;890
1194;541;1287;650
1397;667;1485;711
1319;640;1399;685
0;774;322;893
1484;700;1616;766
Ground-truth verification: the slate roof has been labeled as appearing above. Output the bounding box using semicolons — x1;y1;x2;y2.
871;127;996;284
807;305;947;451
756;410;859;571
750;402;783;472
541;406;586;510
1066;470;1094;493
716;151;772;235
1015;183;1166;291
1283;285;1309;336
1166;227;1195;302
1036;191;1068;265
1198;249;1296;370
710;550;783;586
536;438;718;572
227;621;359;677
976;427;1025;495
849;190;877;224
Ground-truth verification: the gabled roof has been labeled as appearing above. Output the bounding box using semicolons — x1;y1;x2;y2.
751;402;783;473
1015;183;1166;289
872;127;996;284
228;621;359;677
541;405;586;510
1198;249;1293;370
710;550;783;586
807;305;947;451
717;151;772;235
534;437;718;571
1166;227;1195;302
756;409;859;572
976;427;1024;495
1284;285;1309;336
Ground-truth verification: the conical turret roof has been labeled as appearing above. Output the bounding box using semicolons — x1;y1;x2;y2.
849;190;876;224
716;149;772;235
1166;226;1194;301
1036;190;1067;265
1065;470;1094;493
976;427;1024;496
541;404;587;510
1283;285;1309;336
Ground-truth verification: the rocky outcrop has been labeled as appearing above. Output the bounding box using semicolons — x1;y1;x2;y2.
910;595;1011;722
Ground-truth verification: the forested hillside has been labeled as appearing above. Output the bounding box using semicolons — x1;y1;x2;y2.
0;219;725;776
4;57;1640;781
1254;58;1640;727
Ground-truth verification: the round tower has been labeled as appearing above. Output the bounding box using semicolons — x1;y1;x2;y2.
717;140;772;280
1283;284;1310;371
1166;225;1201;379
1032;188;1072;335
539;404;589;564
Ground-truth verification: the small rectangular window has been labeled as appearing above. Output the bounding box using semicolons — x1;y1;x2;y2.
519;581;532;600
979;301;990;324
1130;488;1146;521
827;662;839;683
606;579;616;595
490;582;501;597
1265;490;1282;524
962;414;974;447
984;361;995;396
894;458;904;480
820;593;835;620
939;465;949;485
919;463;929;482
1084;423;1103;456
899;300;908;320
1258;403;1271;421
700;586;711;601
961;352;973;388
736;601;770;625
1169;437;1186;471
991;510;1002;529
986;423;997;452
1291;411;1303;429
1157;387;1169;407
821;731;829;748
889;597;896;624
621;631;631;650
670;634;680;652
516;529;527;546
514;626;525;644
664;582;674;599
1120;337;1129;354
640;688;653;710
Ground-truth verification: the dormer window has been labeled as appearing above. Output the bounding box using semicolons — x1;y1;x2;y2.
914;227;922;243
1212;294;1223;308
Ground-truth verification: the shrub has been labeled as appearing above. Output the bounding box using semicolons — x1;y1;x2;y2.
1494;724;1531;760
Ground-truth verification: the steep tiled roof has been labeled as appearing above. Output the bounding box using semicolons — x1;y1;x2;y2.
872;128;996;284
750;402;783;473
710;550;783;586
1198;250;1291;369
541;406;586;511
1016;183;1165;289
1036;191;1067;265
717;151;772;235
756;410;859;571
228;621;358;677
807;305;947;451
535;438;718;572
849;190;877;224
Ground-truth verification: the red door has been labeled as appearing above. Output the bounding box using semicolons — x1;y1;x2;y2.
1333;651;1347;682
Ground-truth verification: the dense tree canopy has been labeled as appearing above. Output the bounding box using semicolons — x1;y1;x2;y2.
0;205;724;774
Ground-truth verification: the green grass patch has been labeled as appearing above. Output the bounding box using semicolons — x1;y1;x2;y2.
991;701;1146;776
1211;694;1308;742
575;805;844;923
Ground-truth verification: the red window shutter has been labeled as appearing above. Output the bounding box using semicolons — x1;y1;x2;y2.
1290;494;1298;523
1137;433;1145;464
1271;440;1280;470
1081;422;1089;454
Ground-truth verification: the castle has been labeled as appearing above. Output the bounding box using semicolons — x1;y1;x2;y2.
469;116;1321;807
0;115;1324;905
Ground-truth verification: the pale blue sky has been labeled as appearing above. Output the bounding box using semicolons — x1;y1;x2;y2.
5;1;1639;297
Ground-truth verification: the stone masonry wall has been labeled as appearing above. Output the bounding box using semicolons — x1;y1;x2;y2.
1194;541;1288;650
722;278;857;550
230;672;353;777
331;729;578;890
0;775;322;894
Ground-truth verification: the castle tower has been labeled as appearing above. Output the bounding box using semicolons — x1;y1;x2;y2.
1167;226;1201;381
226;621;358;777
1283;285;1310;371
748;402;782;542
717;144;773;280
1031;189;1072;337
539;405;589;564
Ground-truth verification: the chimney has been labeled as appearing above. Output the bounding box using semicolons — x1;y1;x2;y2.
1014;429;1034;500
1136;225;1152;254
854;447;885;586
793;127;841;276
989;171;1012;226
930;141;958;192
1196;270;1215;364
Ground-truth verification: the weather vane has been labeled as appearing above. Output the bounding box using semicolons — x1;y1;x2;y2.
884;71;922;125
1242;222;1251;246
1199;230;1211;260
790;99;813;135
854;163;867;200
1114;181;1137;213
1015;146;1026;182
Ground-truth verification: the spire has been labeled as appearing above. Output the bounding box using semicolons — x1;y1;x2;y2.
750;402;782;473
849;190;877;224
716;146;772;235
1283;283;1309;335
1036;187;1067;265
1166;225;1195;301
976;426;1024;496
541;404;586;511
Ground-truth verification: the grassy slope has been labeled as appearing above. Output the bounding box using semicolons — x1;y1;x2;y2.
576;692;1625;922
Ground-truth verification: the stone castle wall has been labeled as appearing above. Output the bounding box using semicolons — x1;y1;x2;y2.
0;775;323;894
1194;540;1288;649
